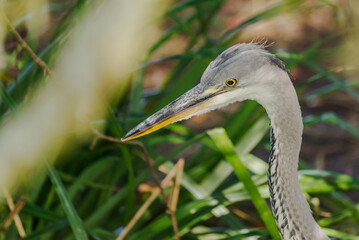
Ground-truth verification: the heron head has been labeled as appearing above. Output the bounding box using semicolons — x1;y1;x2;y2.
122;43;293;141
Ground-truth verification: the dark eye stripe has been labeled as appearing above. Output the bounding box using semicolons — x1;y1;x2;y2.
225;78;237;87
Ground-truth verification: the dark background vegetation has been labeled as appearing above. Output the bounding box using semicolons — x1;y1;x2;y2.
1;0;359;239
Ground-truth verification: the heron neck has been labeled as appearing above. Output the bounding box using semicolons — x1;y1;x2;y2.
258;77;329;240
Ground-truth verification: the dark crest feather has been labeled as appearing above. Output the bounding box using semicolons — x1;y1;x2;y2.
268;55;295;81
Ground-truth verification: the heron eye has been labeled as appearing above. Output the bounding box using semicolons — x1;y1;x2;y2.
225;78;237;87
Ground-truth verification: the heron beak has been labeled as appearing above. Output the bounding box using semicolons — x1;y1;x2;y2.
121;84;223;142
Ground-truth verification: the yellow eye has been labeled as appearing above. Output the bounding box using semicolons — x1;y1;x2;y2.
225;78;237;87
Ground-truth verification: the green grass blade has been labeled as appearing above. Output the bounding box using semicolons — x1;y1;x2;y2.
201;116;269;192
323;228;359;240
299;172;359;193
304;61;359;102
47;163;89;240
316;0;338;8
23;220;69;240
107;108;135;224
304;112;359;139
224;101;261;142
129;70;146;119
218;228;268;240
0;82;17;111
129;199;218;240
318;210;352;227
84;188;128;228
87;227;117;240
207;128;280;240
162;161;245;229
218;0;305;42
67;156;119;199
168;0;223;14
235;116;269;155
22;203;63;222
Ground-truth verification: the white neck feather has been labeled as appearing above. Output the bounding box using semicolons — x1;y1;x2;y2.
257;70;329;240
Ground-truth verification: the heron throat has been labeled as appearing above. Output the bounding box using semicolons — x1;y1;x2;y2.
263;78;329;240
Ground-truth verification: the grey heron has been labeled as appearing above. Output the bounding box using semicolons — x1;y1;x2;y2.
122;43;329;240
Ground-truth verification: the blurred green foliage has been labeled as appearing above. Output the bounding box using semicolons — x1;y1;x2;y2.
1;0;359;239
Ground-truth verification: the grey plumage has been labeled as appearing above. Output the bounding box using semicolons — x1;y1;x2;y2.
122;43;330;240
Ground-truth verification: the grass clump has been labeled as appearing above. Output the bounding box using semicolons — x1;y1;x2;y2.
1;1;359;240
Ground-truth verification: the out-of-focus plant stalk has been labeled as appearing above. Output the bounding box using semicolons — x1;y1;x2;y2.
0;0;169;190
0;1;5;70
339;1;359;77
2;0;49;38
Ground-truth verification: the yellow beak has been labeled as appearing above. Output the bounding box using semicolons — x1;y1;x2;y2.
121;84;222;142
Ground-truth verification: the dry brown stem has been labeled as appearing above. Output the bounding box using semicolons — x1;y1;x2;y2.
0;194;26;235
90;126;180;240
116;160;180;240
168;158;184;212
2;13;53;77
2;189;26;237
231;207;263;227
